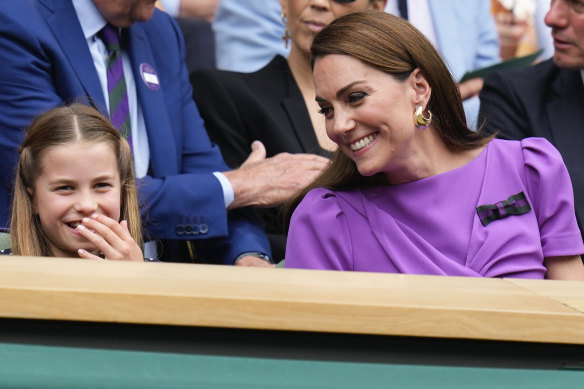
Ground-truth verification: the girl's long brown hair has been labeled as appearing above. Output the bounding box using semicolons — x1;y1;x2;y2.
11;103;142;256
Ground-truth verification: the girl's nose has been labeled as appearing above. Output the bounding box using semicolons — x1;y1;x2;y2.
74;192;98;215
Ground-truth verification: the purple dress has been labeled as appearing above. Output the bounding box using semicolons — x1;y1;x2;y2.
285;138;584;278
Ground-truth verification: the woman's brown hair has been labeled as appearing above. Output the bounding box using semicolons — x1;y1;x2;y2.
285;10;492;228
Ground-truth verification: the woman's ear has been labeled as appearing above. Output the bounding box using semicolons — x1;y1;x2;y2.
409;68;431;107
26;187;38;214
369;0;388;12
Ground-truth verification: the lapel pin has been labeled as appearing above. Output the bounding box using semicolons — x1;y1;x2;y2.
140;63;160;91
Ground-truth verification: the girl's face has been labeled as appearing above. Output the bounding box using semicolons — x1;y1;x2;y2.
314;54;429;181
281;0;385;56
29;141;122;257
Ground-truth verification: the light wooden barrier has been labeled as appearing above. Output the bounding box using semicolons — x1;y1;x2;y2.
0;256;583;344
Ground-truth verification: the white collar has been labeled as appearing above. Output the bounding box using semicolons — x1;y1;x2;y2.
72;0;108;40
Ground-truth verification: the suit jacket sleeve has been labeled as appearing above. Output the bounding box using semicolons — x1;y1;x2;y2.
479;69;532;140
0;8;66;226
144;15;270;263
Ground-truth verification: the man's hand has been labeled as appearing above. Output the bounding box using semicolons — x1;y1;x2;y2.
223;141;329;209
458;78;484;100
235;255;276;267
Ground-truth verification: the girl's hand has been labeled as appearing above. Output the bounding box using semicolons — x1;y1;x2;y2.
76;214;143;262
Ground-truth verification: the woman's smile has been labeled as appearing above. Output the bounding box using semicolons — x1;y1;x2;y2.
349;133;378;152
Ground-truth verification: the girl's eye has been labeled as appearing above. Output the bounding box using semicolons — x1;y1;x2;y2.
318;106;333;117
95;182;112;190
56;185;73;192
348;92;367;104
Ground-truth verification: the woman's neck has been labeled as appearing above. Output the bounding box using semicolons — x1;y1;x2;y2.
287;47;314;95
385;131;486;185
287;47;337;151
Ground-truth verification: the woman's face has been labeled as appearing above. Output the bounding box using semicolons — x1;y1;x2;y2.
314;54;430;182
281;0;385;56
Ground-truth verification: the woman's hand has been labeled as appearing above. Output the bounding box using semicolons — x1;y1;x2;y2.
76;214;143;262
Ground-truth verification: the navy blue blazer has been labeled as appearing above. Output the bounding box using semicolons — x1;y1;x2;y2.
479;59;584;236
0;0;270;263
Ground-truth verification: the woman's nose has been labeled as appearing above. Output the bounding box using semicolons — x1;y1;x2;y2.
329;108;356;140
310;0;331;11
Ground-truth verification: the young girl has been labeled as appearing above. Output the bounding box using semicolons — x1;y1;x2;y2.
10;103;144;262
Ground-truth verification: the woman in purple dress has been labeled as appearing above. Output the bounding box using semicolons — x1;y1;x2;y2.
284;11;584;280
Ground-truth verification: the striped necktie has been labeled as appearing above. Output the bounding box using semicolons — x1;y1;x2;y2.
99;24;131;145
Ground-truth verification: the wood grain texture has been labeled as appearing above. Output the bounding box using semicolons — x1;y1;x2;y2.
0;256;583;344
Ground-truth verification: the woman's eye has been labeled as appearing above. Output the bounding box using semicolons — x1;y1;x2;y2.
318;106;333;117
348;92;366;104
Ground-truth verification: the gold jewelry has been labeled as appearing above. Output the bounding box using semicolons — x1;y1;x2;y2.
281;11;290;49
414;105;432;129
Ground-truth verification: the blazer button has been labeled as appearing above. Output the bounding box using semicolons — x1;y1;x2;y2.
175;225;185;236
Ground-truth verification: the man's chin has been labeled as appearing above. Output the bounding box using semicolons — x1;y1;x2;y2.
552;53;584;70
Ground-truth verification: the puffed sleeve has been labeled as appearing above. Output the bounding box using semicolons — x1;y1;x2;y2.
522;138;584;257
285;188;353;270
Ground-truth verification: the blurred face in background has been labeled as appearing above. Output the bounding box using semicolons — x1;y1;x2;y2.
280;0;386;57
545;0;584;69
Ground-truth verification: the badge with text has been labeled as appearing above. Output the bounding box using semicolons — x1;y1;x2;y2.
139;63;160;91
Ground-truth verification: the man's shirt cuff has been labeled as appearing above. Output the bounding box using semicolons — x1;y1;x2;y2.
213;172;234;208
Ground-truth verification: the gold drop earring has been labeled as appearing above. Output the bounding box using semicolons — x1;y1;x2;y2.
414;105;432;129
281;11;290;49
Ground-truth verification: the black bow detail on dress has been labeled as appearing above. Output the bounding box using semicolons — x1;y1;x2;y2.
476;192;532;226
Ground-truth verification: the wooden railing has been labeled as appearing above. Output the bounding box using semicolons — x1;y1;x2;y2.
0;256;583;344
